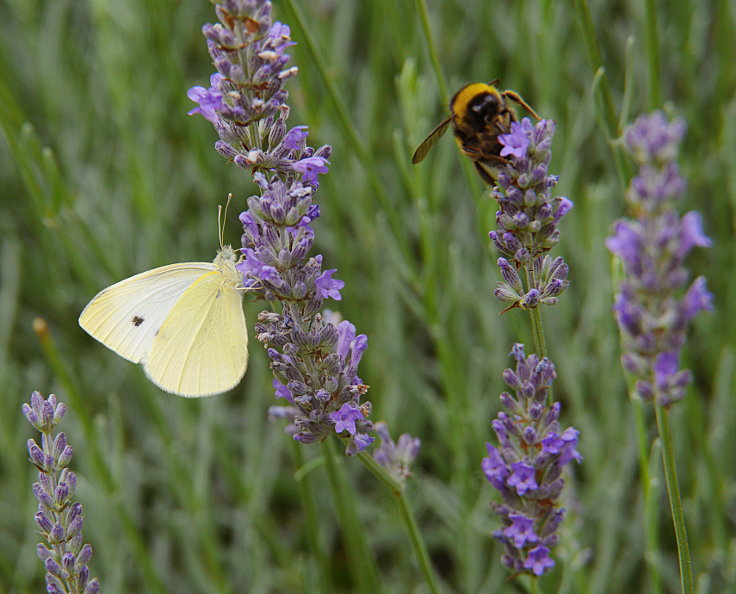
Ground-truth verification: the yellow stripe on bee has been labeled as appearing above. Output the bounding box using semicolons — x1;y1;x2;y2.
450;83;500;121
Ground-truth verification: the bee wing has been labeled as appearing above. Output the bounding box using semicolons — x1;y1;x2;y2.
411;116;453;164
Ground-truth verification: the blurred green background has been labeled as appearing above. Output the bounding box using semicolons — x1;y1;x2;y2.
1;0;734;592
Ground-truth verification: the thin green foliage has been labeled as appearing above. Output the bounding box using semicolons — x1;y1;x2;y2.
1;0;734;592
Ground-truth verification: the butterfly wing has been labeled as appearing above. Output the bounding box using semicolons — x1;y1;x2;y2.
143;269;248;397
78;263;215;363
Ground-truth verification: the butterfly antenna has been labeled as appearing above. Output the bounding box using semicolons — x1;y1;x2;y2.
218;193;234;249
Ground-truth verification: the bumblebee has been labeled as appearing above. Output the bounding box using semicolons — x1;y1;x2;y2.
411;80;541;184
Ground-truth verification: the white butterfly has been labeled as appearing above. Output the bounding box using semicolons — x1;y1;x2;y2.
78;245;248;397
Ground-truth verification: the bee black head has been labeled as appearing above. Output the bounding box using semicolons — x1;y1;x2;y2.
468;92;502;126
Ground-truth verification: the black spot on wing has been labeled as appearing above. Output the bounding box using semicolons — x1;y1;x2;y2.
132;316;145;327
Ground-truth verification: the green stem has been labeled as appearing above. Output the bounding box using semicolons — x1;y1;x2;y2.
413;0;449;104
392;483;443;594
355;447;443;594
524;262;547;359
573;0;619;137
632;395;663;594
644;0;662;108
321;439;380;594
654;404;693;593
293;443;332;592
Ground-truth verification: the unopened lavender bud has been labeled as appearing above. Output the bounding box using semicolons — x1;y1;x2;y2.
33;482;54;508
57;445;73;468
55;475;75;500
47;577;65;594
22;403;41;428
529;402;545;420
41;401;55;430
502;369;522;391
31;390;45;410
77;544;93;567
28;440;45;469
62;553;76;573
499;391;518;412
215;140;239;159
494;285;521;304
50;523;65;544
68;532;83;555
315;389;331;402
522;426;537;443
36;511;54;533
497;258;523;291
636;380;654;401
66;514;83;539
52;433;67;458
85;578;101;594
78;566;89;589
520;289;540;309
37;544;53;561
45;557;63;577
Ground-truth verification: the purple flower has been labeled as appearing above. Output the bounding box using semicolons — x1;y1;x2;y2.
681;277;714;321
350;432;375;454
625;111;686;164
608;112;713;406
481;443;509;490
330;403;364;435
372;421;421;483
291;156;330;186
23;392;99;592
191;2;373;457
283;125;309;151
503;513;539;548
239;248;281;284
315;268;344;301
489;118;571;314
508;462;537;495
273;379;294;403
499;121;531;159
524;545;555;576
483;347;578;577
187;73;225;123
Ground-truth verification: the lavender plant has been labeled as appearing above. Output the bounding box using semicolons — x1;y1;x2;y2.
22;391;99;594
490;118;572;306
606;111;713;407
372;421;421;483
188;0;375;454
482;344;581;576
606;111;713;592
482;117;580;577
187;3;437;590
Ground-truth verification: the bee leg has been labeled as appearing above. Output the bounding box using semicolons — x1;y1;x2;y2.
502;90;542;120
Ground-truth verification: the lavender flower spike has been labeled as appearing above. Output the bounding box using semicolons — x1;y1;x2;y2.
606;111;713;407
490;119;571;311
372;421;421;484
482;345;581;577
189;0;373;454
22;391;99;594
